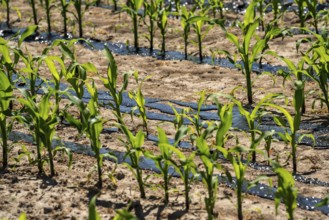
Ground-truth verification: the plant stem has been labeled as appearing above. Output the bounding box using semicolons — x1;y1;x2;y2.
251;122;256;163
136;166;146;198
95;149;103;188
35;126;43;174
46;0;52;35
292;133;297;174
46;138;55;176
31;0;38;26
245;60;253;104
161;32;165;57
61;3;68;37
149;17;154;52
164;166;169;205
198;32;202;63
6;0;10;28
133;14;139;51
184;171;189;211
237;182;243;220
0;118;8;169
184;31;188;60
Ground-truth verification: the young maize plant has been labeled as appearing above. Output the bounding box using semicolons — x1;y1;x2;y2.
16;47;44;102
294;0;307;29
43;55;67;116
165;126;196;211
145;128;176;205
118;124;146;198
270;0;281;27
273;161;297;220
208;0;224;19
186;5;222;63
122;0;144;51
233;93;281;163
64;81;115;187
101;47;129;124
43;0;55;35
60;0;70;37
129;71;149;135
2;0;10;27
0;37;18;110
264;81;314;174
157;5;168;57
302;31;329;113
28;0;39;27
219;143;248;220
196;136;221;220
58;39;97;100
143;0;158;52
71;0;92;38
219;130;273;220
218;0;268;104
19;88;60;176
0;72;13;170
179;6;193;60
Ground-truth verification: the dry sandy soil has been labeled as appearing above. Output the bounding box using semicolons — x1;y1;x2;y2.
1;0;329;219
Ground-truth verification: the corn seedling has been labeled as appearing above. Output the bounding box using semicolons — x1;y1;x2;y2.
16;47;44;102
233;93;280;163
165;126;196;211
129;71;149;135
264;132;274;166
157;5;168;57
186;9;222;63
185;91;218;146
60;0;70;37
264;81;314;174
2;0;10;27
259;24;286;69
28;0;39;27
218;1;267;104
145;127;181;205
122;0;144;51
18;88;60;176
179;6;192;60
302;31;329;112
71;0;92;37
272;161;297;220
101;47;129;124
43;55;67;115
218;144;249;220
65;82;115;187
143;0;158;52
43;0;55;35
59;39;97;100
293;0;307;29
270;0;281;27
0;72;13;169
196;136;221;220
185;91;205;138
118;124;146;198
254;0;267;31
0;37;19;109
209;0;224;19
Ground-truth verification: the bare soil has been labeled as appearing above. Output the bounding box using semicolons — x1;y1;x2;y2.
1;0;329;219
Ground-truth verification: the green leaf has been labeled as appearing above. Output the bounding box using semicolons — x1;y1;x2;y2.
88;195;101;220
18;25;38;48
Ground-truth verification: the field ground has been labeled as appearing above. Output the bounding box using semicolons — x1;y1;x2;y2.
1;0;329;219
